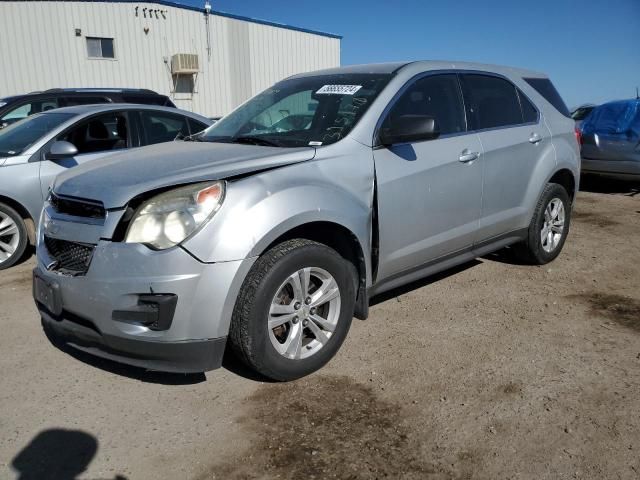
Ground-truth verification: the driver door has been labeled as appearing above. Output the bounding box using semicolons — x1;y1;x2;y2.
38;111;133;200
373;73;484;280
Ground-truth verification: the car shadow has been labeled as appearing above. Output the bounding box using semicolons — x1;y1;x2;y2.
369;259;482;306
45;331;206;385
221;352;279;383
480;246;532;266
580;174;640;196
11;428;128;480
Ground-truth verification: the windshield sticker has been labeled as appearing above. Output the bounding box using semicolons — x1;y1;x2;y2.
308;141;323;146
316;85;362;95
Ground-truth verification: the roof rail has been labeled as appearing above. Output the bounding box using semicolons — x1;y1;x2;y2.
44;88;160;94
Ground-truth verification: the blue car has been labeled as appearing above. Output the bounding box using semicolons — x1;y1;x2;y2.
580;99;640;179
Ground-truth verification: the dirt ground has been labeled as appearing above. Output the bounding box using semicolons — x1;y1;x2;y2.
1;176;639;480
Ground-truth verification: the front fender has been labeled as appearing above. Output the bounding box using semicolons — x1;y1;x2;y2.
182;160;374;284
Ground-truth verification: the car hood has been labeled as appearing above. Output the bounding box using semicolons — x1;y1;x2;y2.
53;141;316;209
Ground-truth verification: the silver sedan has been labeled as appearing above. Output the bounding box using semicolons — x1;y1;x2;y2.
0;104;211;269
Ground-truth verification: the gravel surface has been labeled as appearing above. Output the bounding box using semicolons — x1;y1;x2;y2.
1;178;639;480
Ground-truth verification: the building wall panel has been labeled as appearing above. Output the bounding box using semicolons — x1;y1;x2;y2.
0;1;341;117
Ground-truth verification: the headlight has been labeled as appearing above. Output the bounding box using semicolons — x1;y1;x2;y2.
125;181;225;249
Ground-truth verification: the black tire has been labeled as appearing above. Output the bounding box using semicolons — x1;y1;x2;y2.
229;239;357;381
513;183;571;265
0;202;28;270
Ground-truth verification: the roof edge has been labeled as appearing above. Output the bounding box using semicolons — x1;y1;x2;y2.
4;0;343;39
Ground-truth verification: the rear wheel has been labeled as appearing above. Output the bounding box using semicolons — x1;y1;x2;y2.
229;239;356;381
513;183;571;265
0;202;28;270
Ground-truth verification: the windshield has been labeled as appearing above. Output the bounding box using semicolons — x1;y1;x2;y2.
201;73;393;148
0;112;73;157
571;106;594;121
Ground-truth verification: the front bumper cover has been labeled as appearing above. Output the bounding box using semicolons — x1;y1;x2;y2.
40;306;226;373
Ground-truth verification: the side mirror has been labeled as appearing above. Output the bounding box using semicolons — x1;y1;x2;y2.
46;141;78;161
379;115;440;146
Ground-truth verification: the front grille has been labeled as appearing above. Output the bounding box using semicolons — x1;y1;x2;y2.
49;193;105;219
44;236;95;275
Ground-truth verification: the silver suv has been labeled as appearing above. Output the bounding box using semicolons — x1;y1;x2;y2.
34;62;579;380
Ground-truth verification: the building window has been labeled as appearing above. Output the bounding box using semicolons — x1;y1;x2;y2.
86;37;115;59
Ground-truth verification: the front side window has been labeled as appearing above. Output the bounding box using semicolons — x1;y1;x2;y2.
460;74;523;130
0;113;73;157
0;99;59;126
58;113;129;154
87;37;115;59
140;111;190;145
383;74;466;136
202;73;393;148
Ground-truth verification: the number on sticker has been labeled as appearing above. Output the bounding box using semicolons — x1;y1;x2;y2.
316;85;363;95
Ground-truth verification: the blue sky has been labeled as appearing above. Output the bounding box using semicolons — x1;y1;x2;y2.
183;0;639;108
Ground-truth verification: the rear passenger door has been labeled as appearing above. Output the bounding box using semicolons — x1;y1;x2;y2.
373;73;484;280
459;73;549;242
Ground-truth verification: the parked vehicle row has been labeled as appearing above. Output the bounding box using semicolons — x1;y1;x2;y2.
0;88;175;129
29;61;579;380
0;104;211;268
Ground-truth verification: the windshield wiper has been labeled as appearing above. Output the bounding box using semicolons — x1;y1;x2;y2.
231;136;281;147
174;132;203;142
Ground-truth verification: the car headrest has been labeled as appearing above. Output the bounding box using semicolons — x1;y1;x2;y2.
88;120;109;139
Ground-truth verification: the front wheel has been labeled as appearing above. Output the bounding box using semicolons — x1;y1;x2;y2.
229;239;356;381
0;202;28;270
513;183;571;265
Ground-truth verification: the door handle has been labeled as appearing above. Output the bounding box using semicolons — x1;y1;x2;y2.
458;149;479;163
529;133;542;144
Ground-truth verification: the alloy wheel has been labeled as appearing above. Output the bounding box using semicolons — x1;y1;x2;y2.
0;211;19;264
268;266;341;360
541;197;565;253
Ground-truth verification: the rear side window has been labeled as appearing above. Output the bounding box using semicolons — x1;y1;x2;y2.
523;77;570;118
188;118;208;135
384;74;466;135
140;111;189;145
518;90;538;123
460;74;522;130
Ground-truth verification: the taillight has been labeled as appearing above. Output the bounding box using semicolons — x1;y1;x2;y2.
574;127;582;146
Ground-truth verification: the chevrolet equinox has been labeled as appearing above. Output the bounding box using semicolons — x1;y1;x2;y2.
33;61;580;380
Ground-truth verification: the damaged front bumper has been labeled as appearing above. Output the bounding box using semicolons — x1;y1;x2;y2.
34;204;254;373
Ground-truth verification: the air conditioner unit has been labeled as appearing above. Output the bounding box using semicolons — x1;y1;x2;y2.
171;54;199;74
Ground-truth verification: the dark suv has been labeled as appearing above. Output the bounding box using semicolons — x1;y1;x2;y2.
0;88;175;129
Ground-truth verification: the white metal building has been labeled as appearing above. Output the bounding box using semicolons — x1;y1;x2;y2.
0;0;341;116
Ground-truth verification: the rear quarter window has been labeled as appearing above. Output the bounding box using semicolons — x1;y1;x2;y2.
523;78;570;118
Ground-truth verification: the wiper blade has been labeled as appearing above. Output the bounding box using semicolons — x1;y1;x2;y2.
174;132;203;142
231;136;281;147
